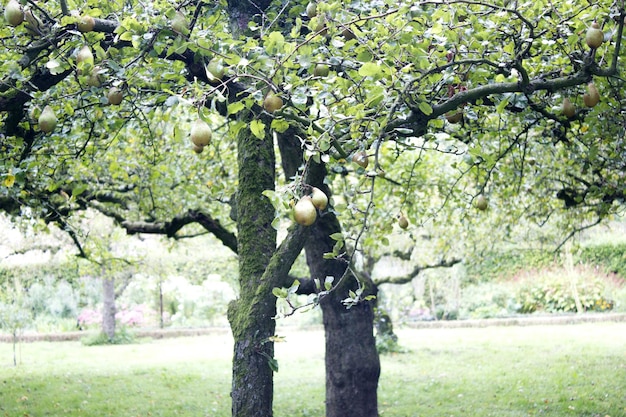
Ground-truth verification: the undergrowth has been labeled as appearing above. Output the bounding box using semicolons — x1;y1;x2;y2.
81;326;136;346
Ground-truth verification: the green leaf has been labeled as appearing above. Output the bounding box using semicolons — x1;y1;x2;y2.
266;31;285;53
267;357;279;373
272;287;288;298
270;119;290;133
46;59;64;75
332;239;344;254
324;276;334;290
228;101;245;115
72;184;88;196
358;62;381;77
250;120;266;139
496;97;509;113
329;232;344;241
418;101;433;116
119;31;133;41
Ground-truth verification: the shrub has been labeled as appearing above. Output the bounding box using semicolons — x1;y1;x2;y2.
77;304;155;329
26;276;78;319
81;326;136;346
118;274;234;327
459;282;518;319
578;243;626;278
33;316;78;333
465;249;556;284
513;265;621;314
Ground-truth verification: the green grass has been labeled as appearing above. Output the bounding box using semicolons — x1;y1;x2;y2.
1;323;625;417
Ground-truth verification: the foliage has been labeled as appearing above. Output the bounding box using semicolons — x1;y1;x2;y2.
0;279;32;332
77;304;155;329
374;308;406;354
465;242;626;285
0;0;624;263
0;299;31;335
26;276;78;318
0;262;81;289
0;284;32;365
375;331;405;355
81;326;136;346
513;265;621;313
383;253;626;320
2;0;626;414
578;243;626;278
458;281;519;318
465;249;558;284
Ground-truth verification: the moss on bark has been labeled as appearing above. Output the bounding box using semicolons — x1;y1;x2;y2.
228;126;278;417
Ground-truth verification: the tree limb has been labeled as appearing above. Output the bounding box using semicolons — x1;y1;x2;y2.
259;223;310;293
90;204;239;253
374;257;463;286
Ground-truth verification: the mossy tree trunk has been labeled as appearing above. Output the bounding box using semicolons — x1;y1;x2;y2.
228;128;277;417
228;127;309;417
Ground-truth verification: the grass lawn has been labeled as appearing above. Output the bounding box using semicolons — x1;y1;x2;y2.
1;322;625;417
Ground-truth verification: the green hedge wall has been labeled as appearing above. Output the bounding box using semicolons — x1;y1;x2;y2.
466;244;626;283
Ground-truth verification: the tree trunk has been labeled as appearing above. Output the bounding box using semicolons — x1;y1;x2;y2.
374;307;398;346
102;277;116;340
278;132;381;417
227;127;277;417
12;329;17;366
321;292;380;417
304;164;380;417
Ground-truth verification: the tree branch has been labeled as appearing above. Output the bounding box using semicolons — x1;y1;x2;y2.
188;210;238;254
260;223;310;292
374;257;462;286
89;203;239;254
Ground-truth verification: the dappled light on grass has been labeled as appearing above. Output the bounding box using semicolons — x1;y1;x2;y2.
1;324;625;416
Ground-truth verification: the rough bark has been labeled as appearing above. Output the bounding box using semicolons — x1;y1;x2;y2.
307;212;381;417
227;126;277;417
102;277;116;340
278;130;381;417
306;166;381;416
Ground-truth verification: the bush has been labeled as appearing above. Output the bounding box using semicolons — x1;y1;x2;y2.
465;249;557;284
465;243;626;288
459;282;518;319
26;276;78;319
81;326;136;346
514;265;622;314
32;316;78;333
77;304;155;329
578;244;626;278
118;274;234;327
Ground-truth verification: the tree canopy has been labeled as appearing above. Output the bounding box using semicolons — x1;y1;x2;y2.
1;0;623;251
